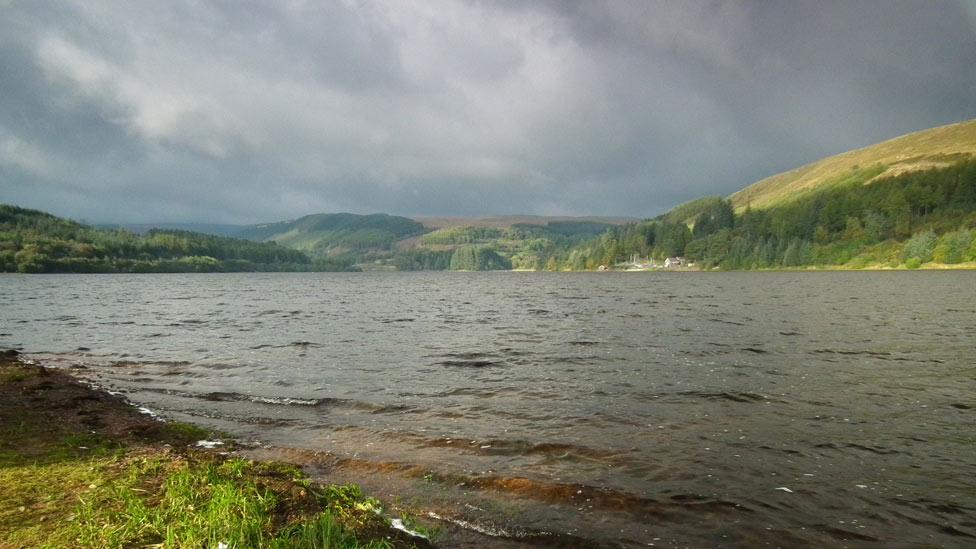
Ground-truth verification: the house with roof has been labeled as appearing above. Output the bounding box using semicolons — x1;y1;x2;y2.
664;256;685;268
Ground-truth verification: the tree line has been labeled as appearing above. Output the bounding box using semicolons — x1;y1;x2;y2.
0;205;324;273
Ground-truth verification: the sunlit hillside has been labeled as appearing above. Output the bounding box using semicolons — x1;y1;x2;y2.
730;118;976;211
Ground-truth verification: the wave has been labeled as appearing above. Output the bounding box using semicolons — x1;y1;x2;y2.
138;387;416;415
634;390;773;403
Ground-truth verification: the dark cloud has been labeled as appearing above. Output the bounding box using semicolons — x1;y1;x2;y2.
1;0;974;223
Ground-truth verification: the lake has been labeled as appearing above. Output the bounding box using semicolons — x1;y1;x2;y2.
1;271;974;547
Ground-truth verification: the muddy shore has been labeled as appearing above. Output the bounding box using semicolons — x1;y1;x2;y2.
0;351;626;548
0;351;456;548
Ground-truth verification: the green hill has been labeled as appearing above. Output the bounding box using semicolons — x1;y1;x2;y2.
413;215;637;229
554;119;976;270
0;204;314;273
730;118;976;211
654;196;727;225
235;213;633;271
408;220;622;271
238;213;427;256
97;222;246;238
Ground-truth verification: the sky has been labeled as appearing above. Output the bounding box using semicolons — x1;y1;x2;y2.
1;1;975;224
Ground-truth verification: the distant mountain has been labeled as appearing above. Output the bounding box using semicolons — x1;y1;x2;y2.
731;118;976;211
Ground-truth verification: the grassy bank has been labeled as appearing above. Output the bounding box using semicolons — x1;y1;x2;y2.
0;351;428;548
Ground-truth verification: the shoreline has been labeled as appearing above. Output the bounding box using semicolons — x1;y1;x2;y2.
0;351;444;548
2;258;975;275
0;351;629;548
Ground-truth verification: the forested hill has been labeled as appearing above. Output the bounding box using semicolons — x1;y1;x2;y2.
237;213;427;255
233;213;630;271
0;204;318;273
97;222;245;238
553;121;976;270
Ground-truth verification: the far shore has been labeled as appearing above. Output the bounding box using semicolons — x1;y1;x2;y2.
3;260;975;275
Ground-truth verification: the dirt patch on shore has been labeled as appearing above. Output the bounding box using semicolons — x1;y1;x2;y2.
0;351;201;454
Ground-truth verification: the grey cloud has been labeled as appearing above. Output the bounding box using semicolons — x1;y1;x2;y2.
1;0;974;223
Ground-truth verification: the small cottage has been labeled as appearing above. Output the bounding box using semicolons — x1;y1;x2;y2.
664;257;685;268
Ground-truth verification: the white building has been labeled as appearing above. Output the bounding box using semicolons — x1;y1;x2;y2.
664;257;685;268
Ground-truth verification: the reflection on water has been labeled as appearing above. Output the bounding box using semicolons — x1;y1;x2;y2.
2;271;975;546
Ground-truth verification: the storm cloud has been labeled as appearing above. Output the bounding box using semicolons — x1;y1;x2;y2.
1;0;975;223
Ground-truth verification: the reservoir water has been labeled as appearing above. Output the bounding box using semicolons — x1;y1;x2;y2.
1;271;974;546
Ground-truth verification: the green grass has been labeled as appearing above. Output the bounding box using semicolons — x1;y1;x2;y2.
63;456;392;548
155;421;216;446
0;363;37;383
270;512;378;548
1;451;394;548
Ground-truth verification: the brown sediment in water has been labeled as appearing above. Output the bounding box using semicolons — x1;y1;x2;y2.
274;447;893;548
247;444;749;521
241;444;813;548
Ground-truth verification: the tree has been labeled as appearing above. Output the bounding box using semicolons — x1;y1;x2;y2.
842;216;865;242
902;229;937;263
14;244;47;273
862;210;886;243
932;229;973;264
782;238;812;267
600;234;621;266
692;199;734;239
884;189;912;238
449;245;510;271
656;223;691;257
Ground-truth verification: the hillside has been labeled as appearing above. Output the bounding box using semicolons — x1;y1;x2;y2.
730;118;976;211
404;220;625;271
653;196;727;225
414;215;637;229
234;213;634;271
553;119;976;271
97;222;246;238
0;204;316;273
237;213;426;256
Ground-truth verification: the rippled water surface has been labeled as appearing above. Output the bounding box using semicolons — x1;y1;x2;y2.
2;272;974;546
